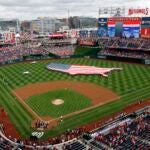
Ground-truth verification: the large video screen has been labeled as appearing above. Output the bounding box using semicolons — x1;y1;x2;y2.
108;27;115;37
107;18;141;38
122;27;140;38
122;21;140;38
108;21;115;37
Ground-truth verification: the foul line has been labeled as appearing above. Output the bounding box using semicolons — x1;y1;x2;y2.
12;90;42;121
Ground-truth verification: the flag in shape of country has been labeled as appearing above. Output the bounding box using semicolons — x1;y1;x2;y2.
46;63;122;77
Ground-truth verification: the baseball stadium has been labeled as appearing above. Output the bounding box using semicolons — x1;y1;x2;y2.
0;3;150;150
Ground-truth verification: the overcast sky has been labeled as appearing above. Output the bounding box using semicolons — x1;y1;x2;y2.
0;0;149;20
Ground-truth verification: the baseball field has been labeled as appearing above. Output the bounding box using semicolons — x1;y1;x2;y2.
0;58;150;139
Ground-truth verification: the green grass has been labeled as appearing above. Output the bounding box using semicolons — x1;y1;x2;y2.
74;46;100;56
26;89;91;117
0;58;150;139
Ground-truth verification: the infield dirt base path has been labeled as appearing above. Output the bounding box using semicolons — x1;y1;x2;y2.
14;81;119;105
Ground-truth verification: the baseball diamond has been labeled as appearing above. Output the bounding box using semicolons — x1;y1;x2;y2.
0;58;150;140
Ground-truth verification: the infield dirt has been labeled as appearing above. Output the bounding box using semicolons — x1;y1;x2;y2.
14;81;119;105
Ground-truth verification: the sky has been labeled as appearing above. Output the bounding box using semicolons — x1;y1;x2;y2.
0;0;149;20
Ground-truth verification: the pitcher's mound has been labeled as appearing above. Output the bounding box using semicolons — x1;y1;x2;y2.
52;99;64;105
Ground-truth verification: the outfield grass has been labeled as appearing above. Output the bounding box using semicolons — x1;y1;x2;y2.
0;58;150;138
26;89;92;117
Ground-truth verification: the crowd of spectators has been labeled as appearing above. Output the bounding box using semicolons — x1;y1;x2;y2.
0;135;17;150
101;49;150;59
45;39;73;45
0;106;149;149
1;37;150;64
44;45;76;57
101;38;150;50
96;37;150;60
0;44;49;63
0;124;85;149
97;38;110;48
0;41;76;63
91;108;150;149
141;39;150;50
79;38;150;59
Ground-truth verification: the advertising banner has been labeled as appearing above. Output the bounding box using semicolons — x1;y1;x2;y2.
141;17;150;28
69;29;79;38
128;8;149;17
79;40;95;46
98;18;107;27
99;7;150;18
108;17;141;22
98;18;108;37
141;28;150;38
4;32;16;43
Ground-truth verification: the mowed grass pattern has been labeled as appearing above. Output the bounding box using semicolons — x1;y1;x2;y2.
0;58;150;138
26;89;92;117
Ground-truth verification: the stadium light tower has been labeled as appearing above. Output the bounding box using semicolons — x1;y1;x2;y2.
41;19;44;35
67;9;70;29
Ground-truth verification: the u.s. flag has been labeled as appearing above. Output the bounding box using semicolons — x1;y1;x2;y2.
46;63;122;77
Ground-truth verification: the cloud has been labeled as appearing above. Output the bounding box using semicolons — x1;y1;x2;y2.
0;0;149;20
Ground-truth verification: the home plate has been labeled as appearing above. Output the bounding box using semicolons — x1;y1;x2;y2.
31;61;37;64
52;99;64;105
23;71;30;74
